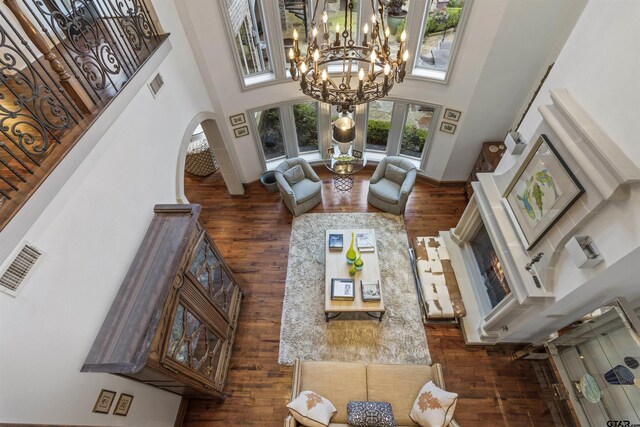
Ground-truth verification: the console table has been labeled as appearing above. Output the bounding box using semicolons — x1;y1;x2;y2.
323;148;366;191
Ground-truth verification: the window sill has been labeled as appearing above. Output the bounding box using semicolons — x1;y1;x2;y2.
408;68;449;84
243;72;278;89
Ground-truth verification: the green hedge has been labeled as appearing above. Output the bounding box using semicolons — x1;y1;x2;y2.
395;7;461;39
367;120;390;146
293;104;318;148
401;125;428;153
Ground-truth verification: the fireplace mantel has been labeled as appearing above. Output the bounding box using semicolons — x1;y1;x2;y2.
445;89;640;344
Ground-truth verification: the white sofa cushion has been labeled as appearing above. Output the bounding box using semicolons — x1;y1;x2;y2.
287;390;337;427
409;381;458;427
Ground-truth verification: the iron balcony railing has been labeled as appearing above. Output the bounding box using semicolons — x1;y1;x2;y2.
0;0;165;229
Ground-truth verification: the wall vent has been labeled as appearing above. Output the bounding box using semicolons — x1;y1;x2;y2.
148;72;164;98
0;243;42;297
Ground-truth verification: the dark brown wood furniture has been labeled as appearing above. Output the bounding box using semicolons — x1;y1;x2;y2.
466;141;506;199
82;204;242;400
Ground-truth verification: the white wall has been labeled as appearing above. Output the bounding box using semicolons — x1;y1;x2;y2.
0;0;215;424
495;0;640;342
175;0;584;182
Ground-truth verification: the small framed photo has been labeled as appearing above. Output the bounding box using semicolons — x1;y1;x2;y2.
327;146;334;157
440;122;457;134
234;126;249;138
352;149;363;159
331;278;355;301
229;113;246;126
93;389;116;414
113;393;134;416
444;108;462;122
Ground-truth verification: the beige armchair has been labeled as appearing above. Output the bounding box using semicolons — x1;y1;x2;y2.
368;156;417;215
274;158;322;216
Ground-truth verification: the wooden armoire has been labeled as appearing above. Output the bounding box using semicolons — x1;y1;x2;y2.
82;204;242;399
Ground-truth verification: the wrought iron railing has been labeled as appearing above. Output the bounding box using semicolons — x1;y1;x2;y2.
0;0;164;228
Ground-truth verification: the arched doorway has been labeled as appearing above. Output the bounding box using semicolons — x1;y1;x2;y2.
176;112;244;203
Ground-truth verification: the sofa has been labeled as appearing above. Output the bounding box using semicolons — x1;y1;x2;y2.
274;157;323;216
368;156;417;215
284;359;460;427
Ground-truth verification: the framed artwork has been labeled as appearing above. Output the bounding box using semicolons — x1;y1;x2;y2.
439;122;456;134
113;393;134;416
92;389;116;414
327;146;334;157
444;108;461;122
229;113;246;126
233;126;249;138
352;149;362;159
503;134;584;250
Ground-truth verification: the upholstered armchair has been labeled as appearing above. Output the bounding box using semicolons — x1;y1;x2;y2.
274;158;322;216
367;156;417;215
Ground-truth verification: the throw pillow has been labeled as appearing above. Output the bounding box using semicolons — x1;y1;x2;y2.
385;163;407;185
284;164;305;186
409;381;458;427
347;401;397;427
286;390;337;427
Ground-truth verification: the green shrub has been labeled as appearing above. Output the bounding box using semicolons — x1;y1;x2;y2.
395;18;406;39
367;119;390;146
293;104;318;148
401;125;428;153
425;7;461;36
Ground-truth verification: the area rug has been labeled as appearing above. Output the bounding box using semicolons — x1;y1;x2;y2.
278;212;431;366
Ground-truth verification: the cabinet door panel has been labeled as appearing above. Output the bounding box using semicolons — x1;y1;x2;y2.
165;300;224;385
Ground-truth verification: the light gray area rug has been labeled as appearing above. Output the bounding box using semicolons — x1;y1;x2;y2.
278;213;431;366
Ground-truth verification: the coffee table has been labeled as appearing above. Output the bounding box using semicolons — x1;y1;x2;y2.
324;229;385;322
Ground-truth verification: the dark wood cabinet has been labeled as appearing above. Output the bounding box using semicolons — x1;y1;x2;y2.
466;141;507;200
82;204;242;400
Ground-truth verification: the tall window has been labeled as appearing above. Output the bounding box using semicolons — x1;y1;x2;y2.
254;108;284;160
226;0;271;77
280;1;311;69
366;100;393;151
326;0;359;42
415;0;466;76
401;104;434;158
293;102;319;153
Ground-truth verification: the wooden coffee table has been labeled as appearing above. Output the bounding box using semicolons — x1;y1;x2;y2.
324;229;385;322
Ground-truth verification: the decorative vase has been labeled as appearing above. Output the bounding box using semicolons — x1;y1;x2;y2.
354;252;364;271
604;365;635;385
349;264;357;276
346;232;357;264
387;14;406;35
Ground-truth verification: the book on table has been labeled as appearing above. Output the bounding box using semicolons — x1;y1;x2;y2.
331;278;355;301
361;280;381;301
328;233;343;251
356;232;375;252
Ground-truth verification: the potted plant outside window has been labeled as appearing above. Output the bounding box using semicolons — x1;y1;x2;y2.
385;0;407;34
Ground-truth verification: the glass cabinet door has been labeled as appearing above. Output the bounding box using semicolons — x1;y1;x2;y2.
165;302;224;383
189;235;237;316
548;300;640;426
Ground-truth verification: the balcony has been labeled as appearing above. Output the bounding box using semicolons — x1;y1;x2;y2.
0;0;167;230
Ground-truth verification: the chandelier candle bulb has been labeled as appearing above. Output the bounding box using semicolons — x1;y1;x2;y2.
363;23;369;47
369;50;376;79
335;23;341;46
293;29;299;53
322;11;328;39
313;49;319;77
312;27;318;47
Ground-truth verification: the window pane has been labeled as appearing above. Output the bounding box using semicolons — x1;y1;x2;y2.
293;102;319;153
254;108;284;160
401;104;435;158
326;0;359;43
280;1;311;69
366;100;393;151
226;0;271;77
415;0;465;75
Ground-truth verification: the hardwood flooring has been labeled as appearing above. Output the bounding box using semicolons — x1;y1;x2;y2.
182;167;562;427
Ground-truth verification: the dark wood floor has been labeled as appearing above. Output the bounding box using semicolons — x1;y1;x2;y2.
182;167;562;427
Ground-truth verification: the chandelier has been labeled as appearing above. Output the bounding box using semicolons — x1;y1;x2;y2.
288;0;408;112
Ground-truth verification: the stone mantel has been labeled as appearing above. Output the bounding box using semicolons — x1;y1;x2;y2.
446;88;640;344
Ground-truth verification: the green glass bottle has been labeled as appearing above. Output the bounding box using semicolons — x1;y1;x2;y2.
346;232;357;264
354;251;364;271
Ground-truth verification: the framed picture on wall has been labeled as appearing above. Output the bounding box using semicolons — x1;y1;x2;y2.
444;108;462;122
234;126;249;138
229;113;246;126
92;389;116;414
439;122;456;134
503;134;584;250
113;393;134;416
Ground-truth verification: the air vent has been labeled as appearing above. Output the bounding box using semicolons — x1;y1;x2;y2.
148;72;164;98
0;243;42;297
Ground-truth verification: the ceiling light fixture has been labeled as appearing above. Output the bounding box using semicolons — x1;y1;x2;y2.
288;0;408;113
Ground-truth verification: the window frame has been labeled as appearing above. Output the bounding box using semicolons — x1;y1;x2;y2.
218;0;280;89
405;0;474;84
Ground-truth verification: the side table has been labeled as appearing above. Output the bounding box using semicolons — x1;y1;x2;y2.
323;149;366;192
